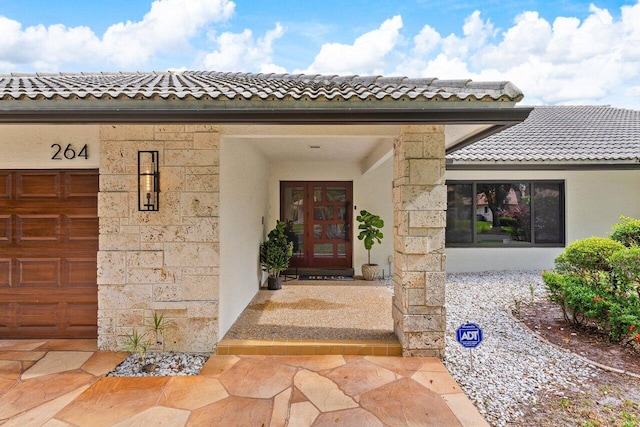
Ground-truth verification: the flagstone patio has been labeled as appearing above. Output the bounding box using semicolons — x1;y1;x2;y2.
0;339;488;426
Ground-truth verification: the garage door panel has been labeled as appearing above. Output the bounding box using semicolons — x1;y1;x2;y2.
67;303;99;328
16;215;61;242
0;303;10;328
67;258;97;286
0;259;9;287
67;172;99;197
0;173;9;199
16;173;61;199
66;216;99;241
17;258;61;287
0;216;9;242
15;303;60;328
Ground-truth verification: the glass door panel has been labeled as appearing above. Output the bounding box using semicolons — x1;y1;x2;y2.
282;186;304;256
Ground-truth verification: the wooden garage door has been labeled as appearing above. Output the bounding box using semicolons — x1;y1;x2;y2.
0;170;98;339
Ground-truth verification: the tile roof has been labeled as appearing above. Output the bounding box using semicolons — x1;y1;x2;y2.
0;71;523;103
447;106;640;163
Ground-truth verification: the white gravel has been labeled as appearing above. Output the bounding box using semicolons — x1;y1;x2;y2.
107;352;210;377
443;271;598;426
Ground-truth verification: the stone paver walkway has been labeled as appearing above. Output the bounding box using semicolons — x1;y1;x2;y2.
0;339;488;426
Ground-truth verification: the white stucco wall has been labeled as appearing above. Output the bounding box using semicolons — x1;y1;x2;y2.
445;168;640;272
219;139;270;337
0;124;99;169
268;158;394;277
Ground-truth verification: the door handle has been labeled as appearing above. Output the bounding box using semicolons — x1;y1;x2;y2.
345;201;351;242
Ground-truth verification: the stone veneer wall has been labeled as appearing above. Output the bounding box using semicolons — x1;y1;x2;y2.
392;125;446;357
97;124;220;352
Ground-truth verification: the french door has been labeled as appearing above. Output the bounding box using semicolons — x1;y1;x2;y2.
280;181;353;269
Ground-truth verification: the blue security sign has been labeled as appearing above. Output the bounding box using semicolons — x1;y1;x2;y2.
456;323;483;348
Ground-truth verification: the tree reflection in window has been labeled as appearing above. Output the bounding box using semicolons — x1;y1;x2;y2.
447;181;564;246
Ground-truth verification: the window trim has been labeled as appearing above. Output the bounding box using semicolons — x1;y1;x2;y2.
446;180;566;248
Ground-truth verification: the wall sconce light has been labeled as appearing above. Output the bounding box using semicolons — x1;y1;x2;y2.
138;150;159;211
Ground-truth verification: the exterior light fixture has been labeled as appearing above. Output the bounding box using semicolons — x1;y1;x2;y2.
138;150;159;211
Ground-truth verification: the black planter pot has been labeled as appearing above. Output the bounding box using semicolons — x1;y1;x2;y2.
267;276;282;290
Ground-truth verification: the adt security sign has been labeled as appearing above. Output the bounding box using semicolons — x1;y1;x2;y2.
456;323;483;348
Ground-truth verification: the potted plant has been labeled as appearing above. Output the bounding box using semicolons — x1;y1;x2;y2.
356;210;384;281
260;220;294;290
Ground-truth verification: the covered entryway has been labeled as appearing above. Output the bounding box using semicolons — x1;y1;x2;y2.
281;181;353;273
219;277;400;355
0;170;98;338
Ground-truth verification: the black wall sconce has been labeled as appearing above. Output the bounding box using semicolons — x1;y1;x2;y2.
138;150;159;211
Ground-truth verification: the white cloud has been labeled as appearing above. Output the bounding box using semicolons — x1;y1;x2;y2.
202;24;286;73
413;25;441;57
102;0;235;65
0;0;236;72
300;15;403;75
441;10;496;58
393;2;640;108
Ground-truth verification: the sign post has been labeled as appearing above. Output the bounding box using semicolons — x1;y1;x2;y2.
456;322;483;370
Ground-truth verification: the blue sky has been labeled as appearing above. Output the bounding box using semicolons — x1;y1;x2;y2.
0;0;639;107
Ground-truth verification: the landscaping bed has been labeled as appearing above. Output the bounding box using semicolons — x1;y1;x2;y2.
444;271;640;427
517;301;640;377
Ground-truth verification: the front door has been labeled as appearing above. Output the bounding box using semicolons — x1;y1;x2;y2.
280;181;353;269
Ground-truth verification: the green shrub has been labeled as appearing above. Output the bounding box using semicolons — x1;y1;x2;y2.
554;237;625;278
541;214;640;346
545;230;640;346
476;221;492;233
609;246;640;296
610;216;640;247
542;270;640;343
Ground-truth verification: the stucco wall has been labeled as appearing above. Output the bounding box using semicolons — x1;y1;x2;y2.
0;124;99;169
268;158;394;276
219;139;270;338
445;168;640;272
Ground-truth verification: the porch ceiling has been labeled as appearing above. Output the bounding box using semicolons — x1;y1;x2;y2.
220;123;493;167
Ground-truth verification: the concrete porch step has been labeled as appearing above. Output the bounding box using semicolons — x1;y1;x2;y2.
217;338;402;356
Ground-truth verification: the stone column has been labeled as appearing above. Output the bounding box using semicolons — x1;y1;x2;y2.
97;124;220;352
392;125;447;357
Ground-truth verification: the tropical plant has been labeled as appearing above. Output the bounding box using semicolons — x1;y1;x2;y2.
147;311;174;352
121;328;148;360
356;210;384;265
260;220;293;278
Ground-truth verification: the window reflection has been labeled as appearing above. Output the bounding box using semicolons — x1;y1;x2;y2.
446;181;564;246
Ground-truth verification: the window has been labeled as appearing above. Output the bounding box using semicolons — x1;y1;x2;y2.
446;181;565;246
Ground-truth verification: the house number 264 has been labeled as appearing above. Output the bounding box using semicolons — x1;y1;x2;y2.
51;143;89;160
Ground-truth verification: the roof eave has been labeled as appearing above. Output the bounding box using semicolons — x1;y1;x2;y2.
0;106;533;125
445;160;640;170
444;106;534;155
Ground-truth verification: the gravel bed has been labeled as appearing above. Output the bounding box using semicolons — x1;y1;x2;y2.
107;352;210;377
443;271;598;426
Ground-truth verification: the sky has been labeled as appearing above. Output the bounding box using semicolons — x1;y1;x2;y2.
0;0;639;108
